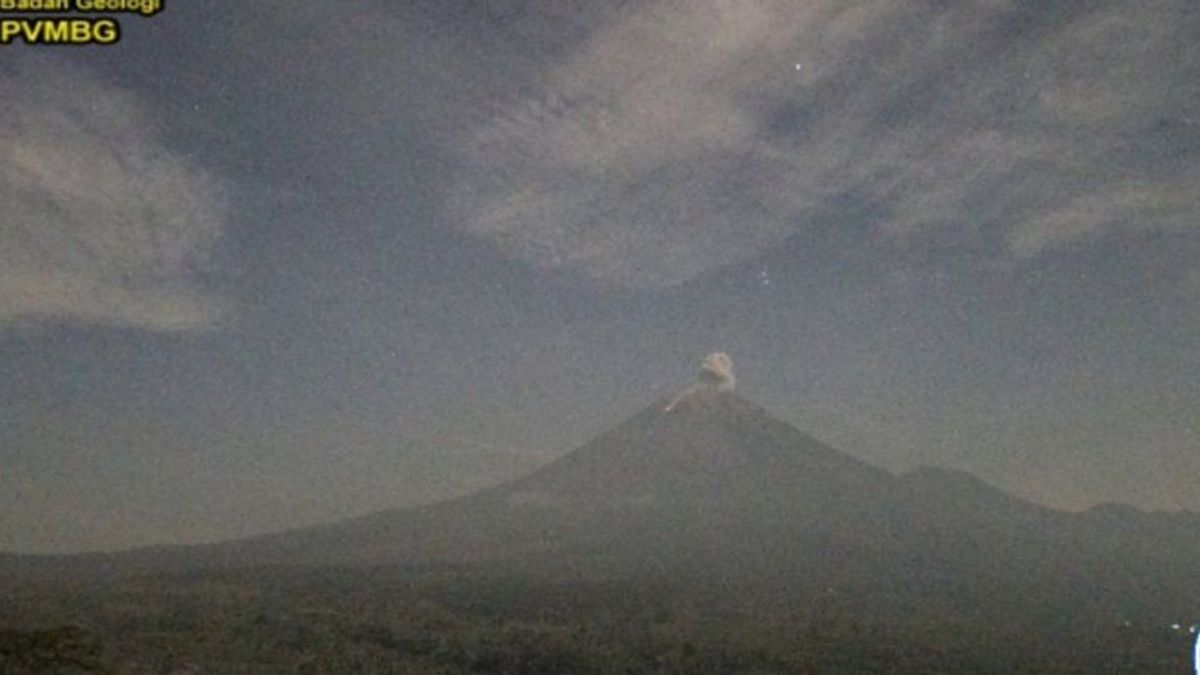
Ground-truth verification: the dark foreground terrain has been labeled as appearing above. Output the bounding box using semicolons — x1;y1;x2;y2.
2;565;1194;674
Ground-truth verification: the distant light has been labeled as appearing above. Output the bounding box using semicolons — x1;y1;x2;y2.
1174;623;1182;630
794;63;803;71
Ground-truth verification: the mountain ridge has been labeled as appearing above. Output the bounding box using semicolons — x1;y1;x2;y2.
3;386;1199;629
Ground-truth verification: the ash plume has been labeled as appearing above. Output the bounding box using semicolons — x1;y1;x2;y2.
664;352;735;413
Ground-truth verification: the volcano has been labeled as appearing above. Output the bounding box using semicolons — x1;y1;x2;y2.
5;355;1200;627
225;386;905;581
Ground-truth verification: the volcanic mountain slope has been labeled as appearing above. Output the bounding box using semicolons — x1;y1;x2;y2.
261;388;1197;614
4;354;1200;625
234;387;907;575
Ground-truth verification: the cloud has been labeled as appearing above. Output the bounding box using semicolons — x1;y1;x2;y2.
0;55;228;331
1008;177;1200;257
452;0;1200;287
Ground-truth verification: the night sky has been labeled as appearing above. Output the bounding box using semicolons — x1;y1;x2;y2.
2;0;1197;553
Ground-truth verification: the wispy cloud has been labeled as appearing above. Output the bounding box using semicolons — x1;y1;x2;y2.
453;0;1200;287
0;56;228;331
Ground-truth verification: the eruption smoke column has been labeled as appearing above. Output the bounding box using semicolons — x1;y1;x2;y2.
697;352;735;390
664;352;735;412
